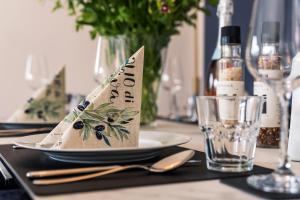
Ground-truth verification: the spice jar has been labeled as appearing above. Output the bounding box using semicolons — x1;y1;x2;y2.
217;26;245;124
254;21;282;148
217;26;244;97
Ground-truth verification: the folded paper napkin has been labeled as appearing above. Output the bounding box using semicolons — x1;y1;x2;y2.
39;47;144;149
7;67;66;123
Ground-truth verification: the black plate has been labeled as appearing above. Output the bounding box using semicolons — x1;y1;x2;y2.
0;123;57;130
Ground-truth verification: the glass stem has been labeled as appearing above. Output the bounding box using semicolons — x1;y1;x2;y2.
277;92;293;174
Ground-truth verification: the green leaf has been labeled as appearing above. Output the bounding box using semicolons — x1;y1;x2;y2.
84;111;105;121
110;126;120;140
82;126;90;141
52;0;62;12
117;129;124;141
102;135;111;146
82;118;99;125
95;103;111;110
106;125;112;137
124;110;139;117
111;124;126;130
105;108;123;113
120;129;130;134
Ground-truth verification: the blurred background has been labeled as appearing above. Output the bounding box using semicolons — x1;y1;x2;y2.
0;0;252;120
0;1;200;119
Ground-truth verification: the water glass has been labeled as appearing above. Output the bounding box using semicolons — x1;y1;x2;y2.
196;96;263;172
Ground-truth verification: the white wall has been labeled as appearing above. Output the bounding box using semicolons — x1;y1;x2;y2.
0;1;204;119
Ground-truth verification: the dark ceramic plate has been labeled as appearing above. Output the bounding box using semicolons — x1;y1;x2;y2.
0;123;57;130
15;131;191;164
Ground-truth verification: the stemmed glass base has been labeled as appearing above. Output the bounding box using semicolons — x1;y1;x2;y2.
247;84;300;194
247;170;300;194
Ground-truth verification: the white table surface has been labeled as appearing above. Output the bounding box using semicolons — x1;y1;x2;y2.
1;120;299;200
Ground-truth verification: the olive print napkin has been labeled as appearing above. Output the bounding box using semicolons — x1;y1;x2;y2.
40;47;144;149
7;67;66;123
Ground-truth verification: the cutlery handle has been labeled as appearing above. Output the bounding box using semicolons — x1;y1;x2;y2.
27;165;121;178
32;165;142;185
0;161;13;184
27;160;201;179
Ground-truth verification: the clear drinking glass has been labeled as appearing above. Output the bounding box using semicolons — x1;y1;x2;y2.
246;0;300;193
24;54;49;90
196;96;263;172
93;36;127;84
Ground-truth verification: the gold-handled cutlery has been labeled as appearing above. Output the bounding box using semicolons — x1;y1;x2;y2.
27;165;120;178
27;159;201;178
29;150;195;185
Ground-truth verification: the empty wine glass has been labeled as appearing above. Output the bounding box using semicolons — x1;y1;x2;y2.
161;57;187;120
24;54;49;90
291;0;300;54
246;0;300;194
93;36;127;84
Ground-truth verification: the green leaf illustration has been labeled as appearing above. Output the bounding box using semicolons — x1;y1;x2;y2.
69;102;139;146
24;98;64;121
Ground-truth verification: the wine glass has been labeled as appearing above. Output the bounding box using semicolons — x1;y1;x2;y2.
246;0;300;194
161;57;187;120
93;36;127;84
24;54;49;90
291;0;300;54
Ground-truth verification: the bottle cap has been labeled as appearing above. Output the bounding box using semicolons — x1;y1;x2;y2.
261;21;280;43
221;26;241;45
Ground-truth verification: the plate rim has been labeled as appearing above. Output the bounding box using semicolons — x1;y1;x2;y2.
14;131;191;153
47;154;159;164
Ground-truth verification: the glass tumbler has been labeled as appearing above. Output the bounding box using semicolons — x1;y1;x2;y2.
196;96;263;172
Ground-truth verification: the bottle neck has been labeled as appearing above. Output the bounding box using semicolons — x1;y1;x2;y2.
221;44;241;58
212;0;233;60
261;43;279;56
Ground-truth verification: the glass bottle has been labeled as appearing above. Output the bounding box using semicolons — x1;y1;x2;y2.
217;26;245;97
216;26;245;124
254;21;281;148
205;0;233;96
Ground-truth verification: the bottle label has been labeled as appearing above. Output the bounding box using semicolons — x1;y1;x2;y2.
254;81;280;127
216;81;244;120
258;69;283;79
216;81;244;96
218;98;238;120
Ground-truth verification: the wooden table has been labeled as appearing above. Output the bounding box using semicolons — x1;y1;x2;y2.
1;120;299;200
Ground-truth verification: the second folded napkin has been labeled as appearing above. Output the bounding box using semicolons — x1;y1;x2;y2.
40;47;144;149
7;67;66;123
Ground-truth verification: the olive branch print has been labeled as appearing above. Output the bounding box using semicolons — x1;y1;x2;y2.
24;98;64;121
65;101;139;146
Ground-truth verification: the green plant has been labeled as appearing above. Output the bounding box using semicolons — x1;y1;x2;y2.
53;0;218;42
52;0;217;124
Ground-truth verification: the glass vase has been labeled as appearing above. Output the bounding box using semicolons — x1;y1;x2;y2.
94;36;127;84
126;35;168;125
